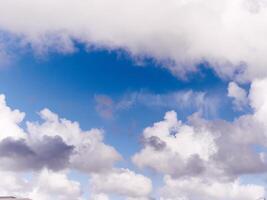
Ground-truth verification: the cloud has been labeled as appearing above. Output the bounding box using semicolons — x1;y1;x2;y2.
3;76;267;199
228;82;248;110
0;169;83;200
28;169;83;200
90;168;152;199
94;95;114;119
132;111;218;178
91;193;110;200
2;0;267;80
0;93;154;199
0;35;13;68
0;94;26;140
0;136;74;172
133;78;267;180
160;175;265;200
131;78;267;198
0;171;30;197
116;91;208;110
0;47;10;68
95;90;219;119
142;136;167;151
249;78;267;124
27;108;122;173
0;95;121;174
132;109;267;180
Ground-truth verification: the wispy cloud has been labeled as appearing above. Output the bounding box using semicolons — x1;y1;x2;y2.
94;95;115;119
95;90;219;119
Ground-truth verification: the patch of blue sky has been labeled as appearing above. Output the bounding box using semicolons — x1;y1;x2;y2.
0;44;247;159
0;42;257;200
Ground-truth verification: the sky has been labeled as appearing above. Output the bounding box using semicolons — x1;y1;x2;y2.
1;0;267;200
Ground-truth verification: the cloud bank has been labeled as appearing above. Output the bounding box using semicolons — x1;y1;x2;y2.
1;0;267;81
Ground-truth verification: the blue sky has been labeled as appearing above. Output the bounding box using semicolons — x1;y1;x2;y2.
0;46;254;199
0;46;237;157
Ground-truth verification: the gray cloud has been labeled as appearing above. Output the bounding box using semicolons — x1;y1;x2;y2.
133;107;267;182
143;136;166;151
0;136;74;171
180;155;206;177
209;120;267;177
162;154;206;178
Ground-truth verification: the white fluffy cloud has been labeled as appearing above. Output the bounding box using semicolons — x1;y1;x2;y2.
0;93;154;199
160;175;265;200
28;169;83;200
90;168;152;199
91;193;110;200
132;111;218;178
0;169;83;200
131;78;267;199
1;0;267;80
132;90;267;179
249;78;267;125
0;95;121;173
27;108;121;173
0;94;26;140
133;110;267;180
0;171;30;197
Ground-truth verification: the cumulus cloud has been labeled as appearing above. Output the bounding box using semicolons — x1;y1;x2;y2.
228;82;248;110
0;169;83;200
27;108;122;173
133;109;267;180
132;111;218;178
160;175;265;200
91;193;110;200
249;78;267;125
0;171;30;197
2;0;267;80
0;93;154;199
132;78;267;199
0;94;26;140
0;94;121;174
0;136;74;172
28;169;83;200
90;168;152;199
